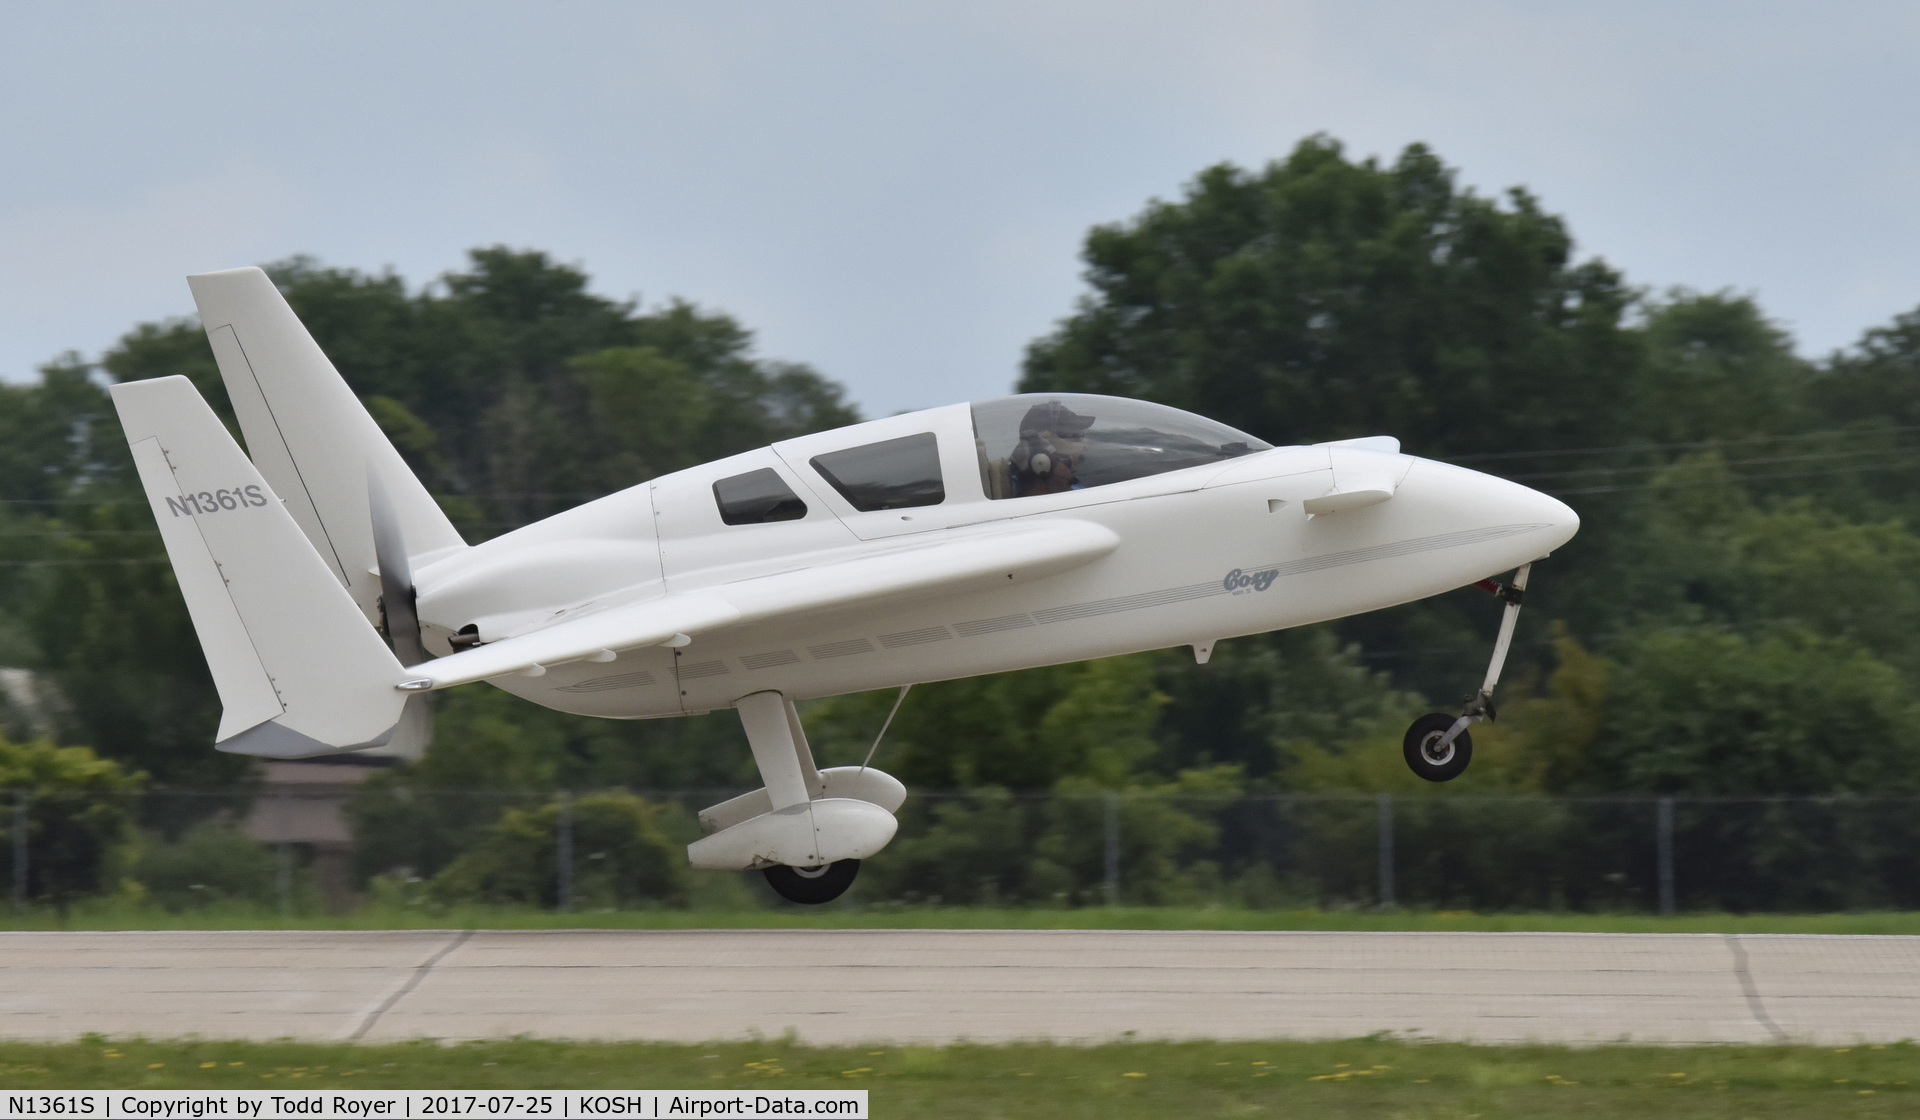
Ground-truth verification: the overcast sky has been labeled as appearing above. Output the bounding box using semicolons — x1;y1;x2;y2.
3;2;1917;416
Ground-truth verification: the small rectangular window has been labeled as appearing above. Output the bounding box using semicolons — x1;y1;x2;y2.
809;432;946;512
713;468;809;525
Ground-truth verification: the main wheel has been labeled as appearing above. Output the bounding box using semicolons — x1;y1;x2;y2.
764;859;861;905
1403;712;1473;782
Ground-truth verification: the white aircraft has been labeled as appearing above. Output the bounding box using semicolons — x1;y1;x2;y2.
111;267;1578;903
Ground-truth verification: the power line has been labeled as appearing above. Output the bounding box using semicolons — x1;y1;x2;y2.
1445;422;1920;464
0;529;164;538
6;425;1920;521
0;558;169;567
0;492;619;507
1511;445;1920;483
1548;457;1920;497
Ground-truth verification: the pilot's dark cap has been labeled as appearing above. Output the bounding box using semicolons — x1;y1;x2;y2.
1019;400;1095;436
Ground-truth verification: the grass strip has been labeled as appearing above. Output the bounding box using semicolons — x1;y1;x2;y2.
1;1037;1916;1118
12;904;1920;934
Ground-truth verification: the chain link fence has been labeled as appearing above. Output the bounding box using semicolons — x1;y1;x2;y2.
5;783;1920;915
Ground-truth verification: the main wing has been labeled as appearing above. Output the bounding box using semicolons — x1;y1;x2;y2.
405;519;1121;690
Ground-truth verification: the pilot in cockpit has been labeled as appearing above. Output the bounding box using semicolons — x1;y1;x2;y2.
1009;400;1096;497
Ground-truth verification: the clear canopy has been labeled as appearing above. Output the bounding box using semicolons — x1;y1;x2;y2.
970;393;1270;500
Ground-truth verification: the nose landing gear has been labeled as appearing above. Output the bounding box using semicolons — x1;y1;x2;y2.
1403;712;1473;781
1403;562;1534;783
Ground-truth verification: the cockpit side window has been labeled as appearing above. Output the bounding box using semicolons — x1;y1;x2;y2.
971;393;1271;499
713;468;809;525
809;432;946;512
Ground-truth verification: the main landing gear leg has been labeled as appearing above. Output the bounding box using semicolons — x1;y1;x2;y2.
691;693;903;902
1403;562;1533;783
736;691;863;905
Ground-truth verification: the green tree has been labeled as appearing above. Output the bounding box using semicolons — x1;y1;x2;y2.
427;792;689;908
804;654;1168;791
1638;290;1811;444
97;249;858;538
1152;627;1426;783
1591;626;1920;795
1805;303;1920;521
1020;136;1643;461
1016;137;1654;703
0;357;239;787
1468;626;1609;793
1816;304;1920;430
131;820;278;911
0;734;141;908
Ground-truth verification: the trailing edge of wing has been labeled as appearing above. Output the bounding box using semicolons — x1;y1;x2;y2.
404;594;743;689
407;518;1121;691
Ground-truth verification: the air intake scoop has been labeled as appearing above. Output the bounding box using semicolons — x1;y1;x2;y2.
1303;443;1413;516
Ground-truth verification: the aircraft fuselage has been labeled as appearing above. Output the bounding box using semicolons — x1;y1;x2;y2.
409;402;1577;717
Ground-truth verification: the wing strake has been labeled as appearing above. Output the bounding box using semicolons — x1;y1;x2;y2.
405;519;1121;690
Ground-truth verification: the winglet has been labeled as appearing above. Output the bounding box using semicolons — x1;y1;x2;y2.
111;376;410;757
187;266;466;625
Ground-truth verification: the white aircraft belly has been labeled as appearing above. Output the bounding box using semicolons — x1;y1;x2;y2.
485;645;684;718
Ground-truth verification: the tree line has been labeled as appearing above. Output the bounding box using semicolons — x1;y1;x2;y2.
5;134;1920;816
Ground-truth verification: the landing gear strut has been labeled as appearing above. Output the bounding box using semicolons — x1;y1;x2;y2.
688;691;906;905
1403;562;1533;783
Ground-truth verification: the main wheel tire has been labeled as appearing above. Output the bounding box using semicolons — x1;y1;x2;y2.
764;858;861;905
1403;712;1473;782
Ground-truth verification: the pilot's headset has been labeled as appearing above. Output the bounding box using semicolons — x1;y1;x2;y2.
1012;401;1095;487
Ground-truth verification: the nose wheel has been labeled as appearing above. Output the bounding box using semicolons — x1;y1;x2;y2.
1404;712;1473;781
1402;562;1534;783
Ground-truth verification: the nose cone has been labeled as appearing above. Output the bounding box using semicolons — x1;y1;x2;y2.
1471;471;1580;570
1395;458;1580;575
1508;478;1580;555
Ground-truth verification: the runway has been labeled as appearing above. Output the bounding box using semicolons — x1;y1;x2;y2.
2;929;1915;1046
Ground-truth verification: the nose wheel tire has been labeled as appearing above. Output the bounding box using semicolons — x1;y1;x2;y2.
764;858;861;904
1404;712;1473;782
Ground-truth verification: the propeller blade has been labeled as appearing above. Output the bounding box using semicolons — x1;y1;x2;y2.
368;471;426;667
